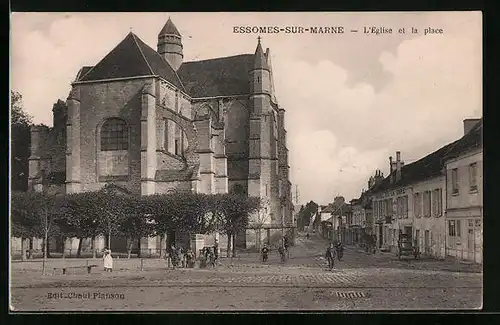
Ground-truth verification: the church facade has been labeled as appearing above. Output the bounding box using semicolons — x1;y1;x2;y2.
28;18;294;251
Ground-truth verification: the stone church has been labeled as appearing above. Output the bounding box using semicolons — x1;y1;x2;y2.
27;18;294;252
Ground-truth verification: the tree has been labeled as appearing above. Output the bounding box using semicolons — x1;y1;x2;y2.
213;193;261;257
179;193;218;235
11;191;38;260
57;192;103;258
142;194;177;257
298;201;318;230
11;91;32;192
11;191;62;274
119;195;156;258
95;189;127;249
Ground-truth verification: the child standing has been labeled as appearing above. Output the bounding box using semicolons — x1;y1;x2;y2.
103;248;113;272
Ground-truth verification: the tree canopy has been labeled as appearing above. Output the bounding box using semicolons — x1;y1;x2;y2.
11;91;33;191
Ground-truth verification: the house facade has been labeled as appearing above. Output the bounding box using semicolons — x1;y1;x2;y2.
372;150;447;258
371;118;482;261
444;119;483;263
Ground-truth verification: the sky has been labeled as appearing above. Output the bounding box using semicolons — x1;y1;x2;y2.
10;12;482;205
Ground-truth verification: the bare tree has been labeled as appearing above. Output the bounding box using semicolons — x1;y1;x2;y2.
250;198;271;249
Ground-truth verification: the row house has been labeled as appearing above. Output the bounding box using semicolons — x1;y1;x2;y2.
371;149;447;258
350;171;384;244
370;118;482;261
444;119;483;263
330;197;353;244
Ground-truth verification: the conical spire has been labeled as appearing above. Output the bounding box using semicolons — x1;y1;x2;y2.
253;36;268;70
159;17;181;36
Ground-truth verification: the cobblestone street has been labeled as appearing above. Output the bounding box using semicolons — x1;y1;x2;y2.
10;233;482;311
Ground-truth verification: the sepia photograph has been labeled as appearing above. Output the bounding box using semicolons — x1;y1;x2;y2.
9;11;482;311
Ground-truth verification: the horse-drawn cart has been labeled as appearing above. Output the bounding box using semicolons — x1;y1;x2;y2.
397;233;420;260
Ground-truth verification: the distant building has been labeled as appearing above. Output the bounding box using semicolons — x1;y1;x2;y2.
443;119;483;263
370;118;482;261
318;204;335;239
350;172;382;245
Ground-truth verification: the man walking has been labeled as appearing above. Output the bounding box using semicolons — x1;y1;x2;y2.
325;243;336;270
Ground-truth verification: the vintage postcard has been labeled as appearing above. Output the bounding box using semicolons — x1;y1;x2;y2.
10;11;482;311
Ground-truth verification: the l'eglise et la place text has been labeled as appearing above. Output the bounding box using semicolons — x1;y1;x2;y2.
47;292;125;300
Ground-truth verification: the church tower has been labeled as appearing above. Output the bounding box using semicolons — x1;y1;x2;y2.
157;17;183;71
248;37;277;224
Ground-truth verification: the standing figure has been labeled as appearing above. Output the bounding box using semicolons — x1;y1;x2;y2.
213;239;219;265
177;247;184;268
284;236;291;258
325;243;336;270
261;244;270;262
103;248;113;272
335;241;344;261
170;244;179;269
185;249;195;268
278;245;286;263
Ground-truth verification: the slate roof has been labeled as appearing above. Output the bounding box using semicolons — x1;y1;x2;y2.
75;66;93;81
370;118;483;194
443;117;483;161
177;54;254;98
321;204;335;213
77;32;185;92
159;18;181;36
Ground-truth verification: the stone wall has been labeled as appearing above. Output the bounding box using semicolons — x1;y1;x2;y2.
77;79;146;194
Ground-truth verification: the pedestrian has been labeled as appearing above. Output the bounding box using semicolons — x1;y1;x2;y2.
185;248;195;268
278;244;286;263
306;233;310;239
177;247;184;268
335;241;344;260
325;243;336;270
213;239;219;264
170;244;178;269
261;244;269;262
284;236;291;258
103;248;113;272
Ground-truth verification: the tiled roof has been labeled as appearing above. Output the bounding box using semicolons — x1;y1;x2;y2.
177;54;253;98
78;33;185;92
371;118;483;194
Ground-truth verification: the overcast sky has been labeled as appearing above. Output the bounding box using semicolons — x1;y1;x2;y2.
10;12;482;205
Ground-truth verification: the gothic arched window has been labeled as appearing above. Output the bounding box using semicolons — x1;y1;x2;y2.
100;118;129;151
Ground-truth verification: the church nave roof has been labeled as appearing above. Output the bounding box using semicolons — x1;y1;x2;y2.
77;32;185;92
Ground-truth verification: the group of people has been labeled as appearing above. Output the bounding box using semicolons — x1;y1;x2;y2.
325;241;344;270
260;236;291;263
169;239;219;269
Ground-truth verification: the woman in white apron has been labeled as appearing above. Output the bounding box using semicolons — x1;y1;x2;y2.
103;248;113;272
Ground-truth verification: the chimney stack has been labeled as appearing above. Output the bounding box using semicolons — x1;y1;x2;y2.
463;118;481;135
395;151;403;182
